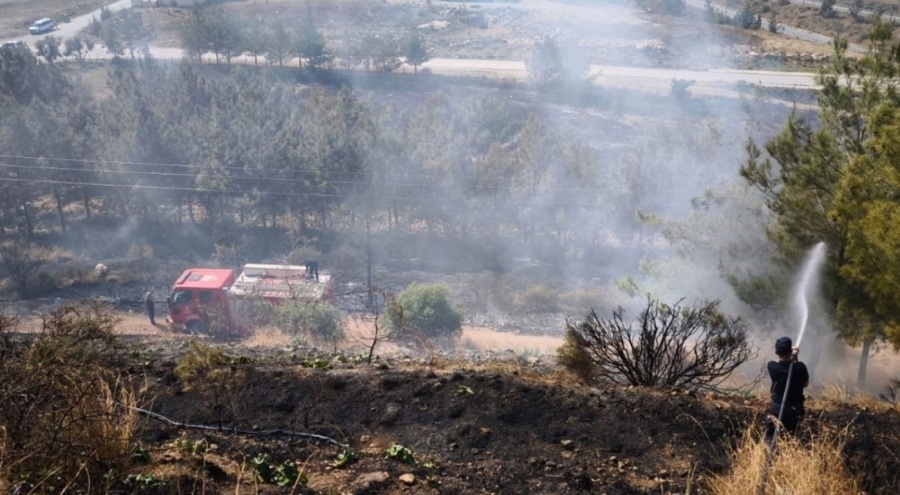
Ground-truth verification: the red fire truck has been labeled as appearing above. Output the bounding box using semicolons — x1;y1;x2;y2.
166;263;332;335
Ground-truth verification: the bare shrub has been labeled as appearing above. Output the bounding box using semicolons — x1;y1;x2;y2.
0;240;52;299
560;298;755;390
708;426;860;495
0;303;138;490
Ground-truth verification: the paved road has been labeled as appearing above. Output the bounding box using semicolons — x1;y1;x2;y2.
422;57;818;92
140;48;820;94
685;0;866;53
9;0;132;45
3;0;821;95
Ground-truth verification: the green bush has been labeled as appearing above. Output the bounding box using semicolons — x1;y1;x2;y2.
382;283;463;340
273;302;345;343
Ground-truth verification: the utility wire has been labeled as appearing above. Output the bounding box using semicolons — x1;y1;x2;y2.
0;161;633;193
0;154;636;189
0;176;639;208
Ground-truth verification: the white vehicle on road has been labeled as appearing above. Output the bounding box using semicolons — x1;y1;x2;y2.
28;18;56;35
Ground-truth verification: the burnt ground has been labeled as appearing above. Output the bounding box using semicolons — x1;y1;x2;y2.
119;343;900;495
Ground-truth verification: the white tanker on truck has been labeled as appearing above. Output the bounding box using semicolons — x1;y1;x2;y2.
166;262;332;336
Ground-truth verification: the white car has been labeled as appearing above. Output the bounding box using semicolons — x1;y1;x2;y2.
28;18;56;35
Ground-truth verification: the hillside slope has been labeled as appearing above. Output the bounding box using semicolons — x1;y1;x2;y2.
129;348;900;494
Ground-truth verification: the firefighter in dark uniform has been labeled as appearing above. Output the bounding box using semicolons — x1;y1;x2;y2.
765;336;810;446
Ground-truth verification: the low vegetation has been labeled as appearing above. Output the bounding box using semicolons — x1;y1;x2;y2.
382;282;463;340
558;298;755;389
0;304;138;493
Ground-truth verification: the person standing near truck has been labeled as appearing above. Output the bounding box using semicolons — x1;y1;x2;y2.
144;290;156;325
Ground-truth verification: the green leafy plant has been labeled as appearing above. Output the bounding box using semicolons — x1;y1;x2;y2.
249;453;306;487
123;473;167;491
332;447;360;468
385;444;416;464
299;353;333;369
169;433;207;456
130;444;152;464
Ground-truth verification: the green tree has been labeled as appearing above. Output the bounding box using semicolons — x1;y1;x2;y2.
403;31;429;74
372;34;400;73
100;21;125;59
64;36;86;62
243;17;268;66
266;20;292;67
205;7;242;64
768;13;780;34
830;108;900;346
117;10;154;59
741;26;900;387
35;36;62;65
525;35;588;85
180;8;207;61
294;8;327;70
382;283;463;340
734;4;761;30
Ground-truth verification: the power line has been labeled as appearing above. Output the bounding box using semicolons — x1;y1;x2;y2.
0;176;631;208
0;160;641;194
0;154;634;191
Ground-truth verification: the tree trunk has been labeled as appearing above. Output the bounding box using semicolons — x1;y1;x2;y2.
857;335;874;390
20;200;33;239
366;207;374;309
53;184;66;234
82;189;92;220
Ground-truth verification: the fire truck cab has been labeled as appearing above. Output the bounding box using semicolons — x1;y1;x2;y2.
167;268;236;334
167;263;332;336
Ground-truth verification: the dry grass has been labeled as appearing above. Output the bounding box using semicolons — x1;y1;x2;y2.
812;380;895;412
707;425;860;495
459;327;562;356
242;327;294;348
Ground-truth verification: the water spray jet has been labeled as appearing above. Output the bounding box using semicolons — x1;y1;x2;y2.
793;242;827;347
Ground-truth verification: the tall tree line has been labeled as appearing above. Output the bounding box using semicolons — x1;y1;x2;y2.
0;46;623;256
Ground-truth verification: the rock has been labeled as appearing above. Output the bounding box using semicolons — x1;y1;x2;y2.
398;473;416;485
560;439;574;450
94;263;108;277
352;471;390;493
